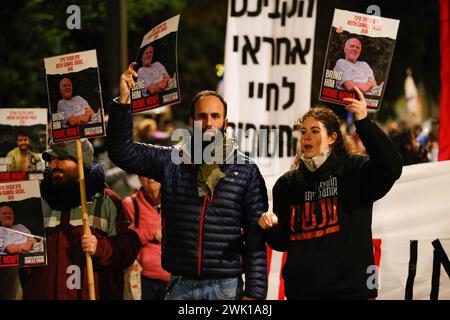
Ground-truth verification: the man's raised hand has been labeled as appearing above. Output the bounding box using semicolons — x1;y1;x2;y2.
119;62;138;104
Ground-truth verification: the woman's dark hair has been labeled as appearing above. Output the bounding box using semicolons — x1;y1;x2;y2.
291;106;351;170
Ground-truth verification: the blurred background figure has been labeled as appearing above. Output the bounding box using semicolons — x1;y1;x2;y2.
388;123;429;166
122;176;170;300
137;118;158;143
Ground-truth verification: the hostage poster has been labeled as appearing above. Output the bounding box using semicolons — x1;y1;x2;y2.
44;49;105;143
0;180;47;268
131;15;181;113
0;108;47;182
319;9;399;110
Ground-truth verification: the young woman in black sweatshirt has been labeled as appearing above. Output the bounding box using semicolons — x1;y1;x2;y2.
259;87;403;299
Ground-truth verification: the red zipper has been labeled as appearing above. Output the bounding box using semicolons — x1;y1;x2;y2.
198;196;208;276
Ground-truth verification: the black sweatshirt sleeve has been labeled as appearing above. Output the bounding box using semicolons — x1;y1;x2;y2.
354;117;403;202
263;176;291;252
106;99;172;182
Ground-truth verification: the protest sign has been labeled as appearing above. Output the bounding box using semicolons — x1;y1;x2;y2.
0;180;46;268
44;50;105;142
319;9;399;110
131;15;181;113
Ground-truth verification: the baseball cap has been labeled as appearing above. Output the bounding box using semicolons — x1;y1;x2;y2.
42;139;94;168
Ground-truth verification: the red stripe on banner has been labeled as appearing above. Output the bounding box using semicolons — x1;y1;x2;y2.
373;238;382;268
439;0;450;160
371;238;382;301
278;252;287;300
267;245;273;276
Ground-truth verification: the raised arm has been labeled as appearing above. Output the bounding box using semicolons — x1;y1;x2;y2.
106;63;172;182
343;87;403;202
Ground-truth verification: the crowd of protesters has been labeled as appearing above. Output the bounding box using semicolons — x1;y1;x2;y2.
0;60;441;300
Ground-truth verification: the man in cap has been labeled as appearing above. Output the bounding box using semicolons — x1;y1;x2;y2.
20;139;140;300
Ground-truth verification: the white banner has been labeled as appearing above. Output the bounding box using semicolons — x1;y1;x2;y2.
373;160;450;300
140;15;180;48
44;49;98;75
0;109;47;126
267;161;450;300
0;180;41;202
223;0;317;176
332;9;400;39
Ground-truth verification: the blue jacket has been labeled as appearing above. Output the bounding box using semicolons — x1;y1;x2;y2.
107;100;268;299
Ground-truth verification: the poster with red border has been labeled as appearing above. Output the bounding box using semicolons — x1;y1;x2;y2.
44;50;105;143
0;180;47;268
131;15;181;113
0;108;47;182
319;9;399;110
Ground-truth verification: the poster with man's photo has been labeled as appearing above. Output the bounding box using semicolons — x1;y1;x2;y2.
0;108;47;182
44;49;105;143
0;180;47;268
319;9;400;110
131;15;181;113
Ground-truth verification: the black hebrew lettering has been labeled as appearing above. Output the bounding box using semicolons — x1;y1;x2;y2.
227;122;296;158
266;83;279;111
268;0;282;19
247;77;295;111
231;0;315;26
259;124;277;157
430;239;450;300
263;37;275;65
405;240;418;300
233;35;239;52
243;123;258;157
230;0;247;17
431;249;440;300
268;0;315;26
258;83;264;98
305;0;314;17
247;0;266;17
279;125;293;157
276;37;291;65
282;77;295;110
249;82;255;98
235;36;311;66
290;38;311;65
242;36;260;65
404;239;450;300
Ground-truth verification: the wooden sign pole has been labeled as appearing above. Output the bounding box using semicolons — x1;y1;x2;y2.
76;139;96;300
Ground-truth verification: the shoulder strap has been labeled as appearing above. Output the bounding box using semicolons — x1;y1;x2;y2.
132;195;139;228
